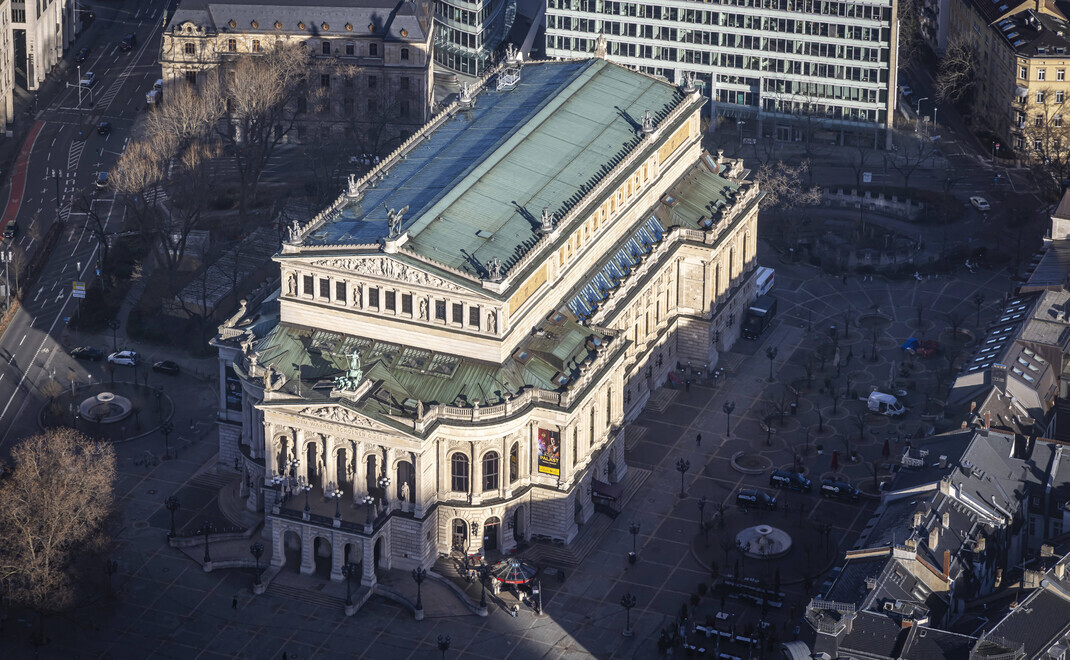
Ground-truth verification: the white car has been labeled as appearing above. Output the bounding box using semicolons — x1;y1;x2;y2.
79;72;97;88
107;350;140;366
970;196;991;212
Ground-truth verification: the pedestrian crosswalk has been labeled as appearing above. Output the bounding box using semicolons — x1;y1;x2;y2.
67;141;84;172
97;71;129;112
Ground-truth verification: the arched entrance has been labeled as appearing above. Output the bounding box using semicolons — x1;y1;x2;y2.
343;542;362;586
313;537;332;579
512;506;526;543
373;538;382;574
483;517;500;553
451;518;468;552
283;530;301;572
306;442;320;489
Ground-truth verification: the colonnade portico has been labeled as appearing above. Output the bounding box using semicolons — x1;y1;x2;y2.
271;519;387;587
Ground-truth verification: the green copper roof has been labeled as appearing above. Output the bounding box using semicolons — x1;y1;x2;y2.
311;59;687;277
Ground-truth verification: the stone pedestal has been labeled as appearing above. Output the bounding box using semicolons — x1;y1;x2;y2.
203;561;213;573
253;582;266;595
414;608;425;621
345;603;357;616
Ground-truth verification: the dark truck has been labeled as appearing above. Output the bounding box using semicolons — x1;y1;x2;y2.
741;294;777;340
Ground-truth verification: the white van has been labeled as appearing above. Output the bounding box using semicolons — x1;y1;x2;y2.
153;79;163;91
868;392;906;416
755;266;775;297
146;89;159;105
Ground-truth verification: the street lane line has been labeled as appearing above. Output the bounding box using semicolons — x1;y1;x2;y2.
18;335;24;346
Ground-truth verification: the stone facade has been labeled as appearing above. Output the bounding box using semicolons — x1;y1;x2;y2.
212;60;762;589
161;0;434;150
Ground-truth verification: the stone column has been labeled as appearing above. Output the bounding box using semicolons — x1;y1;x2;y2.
295;429;309;483
325;435;338;491
300;530;315;575
270;523;285;567
560;425;571;487
385;446;397;509
351;440;364;503
612;433;628;482
500;435;509;499
471;442;483;505
330;533;345;582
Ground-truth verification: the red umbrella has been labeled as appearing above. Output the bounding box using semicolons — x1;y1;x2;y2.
830;450;840;473
882;437;891;459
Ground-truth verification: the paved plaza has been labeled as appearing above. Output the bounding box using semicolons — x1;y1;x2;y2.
1;240;1019;659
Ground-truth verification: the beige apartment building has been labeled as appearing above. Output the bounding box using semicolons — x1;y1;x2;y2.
161;0;434;149
212;58;764;587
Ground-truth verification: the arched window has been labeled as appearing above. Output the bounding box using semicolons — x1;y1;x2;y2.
451;453;469;492
184;42;195;54
482;451;499;491
509;443;519;483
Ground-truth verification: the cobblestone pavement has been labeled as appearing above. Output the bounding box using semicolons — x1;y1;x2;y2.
2;243;1016;659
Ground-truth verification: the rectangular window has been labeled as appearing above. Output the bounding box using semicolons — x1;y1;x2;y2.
1038;90;1046;103
368;288;380;308
1039;68;1047;80
322;41;331;55
1059;91;1066;103
335;281;346;302
1060;69;1066;81
400;100;409;117
401;47;410;60
346;43;355;56
402;293;412;314
252;39;262;53
185;71;197;86
319;278;330;299
385;290;396;312
368;75;377;89
1036;114;1044;127
227;38;236;52
1035;139;1043;150
452;303;464;323
321;74;330;88
370;43;378;56
367;99;376;112
303;275;314;295
1020;66;1028;79
400;76;410;90
344;97;354;113
435;300;446;321
1056;115;1064;127
469;307;480;329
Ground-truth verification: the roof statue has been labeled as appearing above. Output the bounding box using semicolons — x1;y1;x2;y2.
346;173;359;197
288;218;301;243
594;33;608;59
505;43;519;64
334;350;364;392
641;110;654;135
487;257;504;282
459;82;475;106
386;205;409;238
539;207;555;234
681;72;696;94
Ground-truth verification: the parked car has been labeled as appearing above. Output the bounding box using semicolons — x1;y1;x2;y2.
770;469;812;493
75;47;90;63
71;346;104;361
820;479;860;502
107;350;139;366
2;222;16;239
152;360;180;375
94;171;109;190
120;33;136;51
970;196;991;212
97;121;110;136
737;488;777;510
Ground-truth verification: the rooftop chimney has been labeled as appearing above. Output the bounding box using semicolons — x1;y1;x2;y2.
943;549;951;579
929;527;940;549
942;512;950;528
985;411;991;429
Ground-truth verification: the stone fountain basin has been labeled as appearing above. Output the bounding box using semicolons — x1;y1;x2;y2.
735;524;793;559
78;391;133;424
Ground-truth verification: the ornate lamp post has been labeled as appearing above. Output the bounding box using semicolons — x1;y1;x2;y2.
363;494;375;526
723;400;736;436
301;481;312;514
154;387;162;414
675;458;691;497
628;521;640;563
198;520;215;564
161;420;173;457
437;635;451;660
621;592;637;637
377;474;392;510
766;346;778;381
341;562;358;607
288;457;299;478
249;542;264;585
698;495;708;546
331;487;343;520
164;495;180;538
107;318;120;351
412;566;427;611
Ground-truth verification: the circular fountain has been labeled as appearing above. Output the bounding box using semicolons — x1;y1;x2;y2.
78;391;133;424
735;524;793;559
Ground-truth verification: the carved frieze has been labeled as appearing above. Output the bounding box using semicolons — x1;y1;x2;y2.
309;257;465;292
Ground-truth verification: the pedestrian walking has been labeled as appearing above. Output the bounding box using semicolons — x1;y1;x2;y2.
232;596;238;610
685;379;691;392
696;433;702;446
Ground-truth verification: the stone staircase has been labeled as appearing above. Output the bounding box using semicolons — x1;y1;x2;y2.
645;388;678;414
191;469;238;490
520;466;651;568
624;424;649;451
264;581;351;610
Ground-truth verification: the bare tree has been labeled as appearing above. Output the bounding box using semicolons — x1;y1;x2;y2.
885;129;939;190
1016;89;1070;199
896;0;926;69
0;429;116;636
754;160;823;212
934;36;977;107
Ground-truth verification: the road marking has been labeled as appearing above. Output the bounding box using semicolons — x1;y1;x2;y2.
18;335;25;346
34;289;41;302
55;292;63;302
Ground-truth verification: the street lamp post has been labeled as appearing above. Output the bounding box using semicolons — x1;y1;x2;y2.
331;487;343;520
154;388;162;415
438;635;451;660
698;495;708;546
766;346;778;381
199;520;215;564
412;566;426;611
377;474;392;511
161;421;174;458
342;562;357;606
621;592;637;637
628;521;640;563
301;482;312;514
107;318;120;352
363;494;375;526
723;400;736;436
249;542;264;585
676;458;691;497
165;495;180;538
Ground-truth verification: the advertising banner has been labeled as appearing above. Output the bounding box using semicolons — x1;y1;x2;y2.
537;428;560;476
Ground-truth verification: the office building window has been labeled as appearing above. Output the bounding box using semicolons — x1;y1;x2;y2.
435;300;446;320
335;281;346;302
303;275;314;295
319;278;330;299
452;303;464;323
368;288;380;308
402;293;413;314
1039;69;1047;81
385;290;396;311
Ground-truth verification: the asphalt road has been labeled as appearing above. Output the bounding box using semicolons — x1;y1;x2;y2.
0;0;175;449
